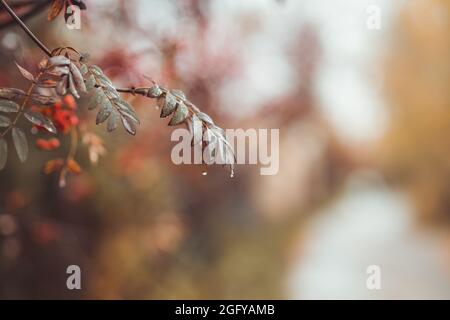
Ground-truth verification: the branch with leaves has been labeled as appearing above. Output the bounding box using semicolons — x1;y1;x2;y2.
0;0;235;185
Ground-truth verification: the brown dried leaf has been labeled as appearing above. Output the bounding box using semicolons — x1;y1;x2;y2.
15;63;35;82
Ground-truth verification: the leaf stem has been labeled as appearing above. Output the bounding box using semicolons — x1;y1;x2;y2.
0;72;42;138
59;127;79;188
0;0;52;56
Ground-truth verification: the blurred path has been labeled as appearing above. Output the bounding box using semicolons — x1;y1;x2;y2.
287;172;450;299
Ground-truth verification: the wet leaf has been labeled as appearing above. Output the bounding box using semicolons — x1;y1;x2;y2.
114;99;139;124
47;66;70;77
56;76;68;96
121;114;137;136
24;111;57;134
0;138;7;170
87;88;104;110
68;75;79;99
48;55;70;67
89;65;104;76
160;93;178;118
80;64;89;75
191;114;203;145
107;110;119;132
168;103;189;126
147;85;163;98
0;115;11;127
85;74;96;91
0;88;26;100
69;63;87;93
31;94;60;106
171;89;186;101
96;99;113;124
12;127;28;163
197;112;214;125
0;100;20;113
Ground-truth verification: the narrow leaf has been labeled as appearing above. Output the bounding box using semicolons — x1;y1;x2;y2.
12;127;28;163
89;65;104;76
80;64;89;75
107;110;119;132
0;100;20;113
121;114;137;136
114;99;139;124
70;63;87;93
15;63;35;82
48;55;70;67
24;111;57;134
0;115;11;127
197;112;214;125
85;74;96;91
87;88;104;110
0;88;26;100
96;99;113;124
31;94;60;106
191;114;203;145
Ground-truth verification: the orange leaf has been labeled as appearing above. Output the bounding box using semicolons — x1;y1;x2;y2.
67;159;82;174
48;0;65;21
43;159;64;175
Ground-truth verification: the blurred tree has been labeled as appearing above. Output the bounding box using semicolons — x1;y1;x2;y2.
379;0;450;225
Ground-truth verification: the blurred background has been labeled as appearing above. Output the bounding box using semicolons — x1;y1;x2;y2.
0;0;449;299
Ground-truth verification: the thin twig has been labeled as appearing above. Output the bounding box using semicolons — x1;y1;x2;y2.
0;0;51;30
0;0;51;56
